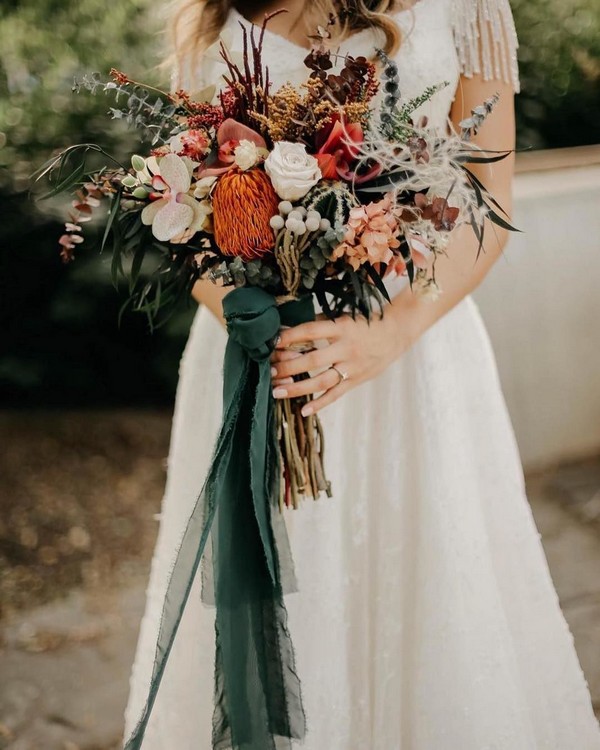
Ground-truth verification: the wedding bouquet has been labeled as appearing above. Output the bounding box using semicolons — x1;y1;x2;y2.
36;13;514;750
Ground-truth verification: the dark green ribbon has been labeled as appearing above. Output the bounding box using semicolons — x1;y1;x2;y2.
124;287;314;750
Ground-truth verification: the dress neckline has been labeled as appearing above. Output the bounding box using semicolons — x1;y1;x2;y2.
227;7;368;53
228;3;424;55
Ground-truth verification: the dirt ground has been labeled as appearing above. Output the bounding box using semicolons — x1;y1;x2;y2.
0;411;170;621
0;411;599;749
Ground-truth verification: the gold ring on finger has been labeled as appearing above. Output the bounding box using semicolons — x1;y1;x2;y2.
331;365;349;385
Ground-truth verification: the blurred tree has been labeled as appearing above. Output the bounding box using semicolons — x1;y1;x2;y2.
0;0;598;407
512;0;600;149
0;0;164;193
0;0;196;408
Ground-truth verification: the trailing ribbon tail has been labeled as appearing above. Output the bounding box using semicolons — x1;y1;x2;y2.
123;287;314;750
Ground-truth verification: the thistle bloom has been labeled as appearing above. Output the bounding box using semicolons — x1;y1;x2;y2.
141;153;210;242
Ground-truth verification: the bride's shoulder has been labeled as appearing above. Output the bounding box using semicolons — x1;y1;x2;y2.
404;0;520;93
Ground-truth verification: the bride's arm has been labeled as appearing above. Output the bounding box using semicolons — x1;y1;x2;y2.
191;279;228;325
270;72;517;415
387;72;516;343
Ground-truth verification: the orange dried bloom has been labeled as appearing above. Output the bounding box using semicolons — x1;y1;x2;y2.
212;168;279;260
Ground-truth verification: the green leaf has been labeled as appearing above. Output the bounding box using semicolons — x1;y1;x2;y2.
129;241;147;293
475;216;485;263
349;270;364;303
364;263;391;302
131;155;146;172
154;278;162;317
110;212;125;289
468;208;484;258
463;166;512;218
38;159;87;200
102;185;123;254
485;207;521;233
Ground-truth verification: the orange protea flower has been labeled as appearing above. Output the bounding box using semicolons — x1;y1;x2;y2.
212;168;279;260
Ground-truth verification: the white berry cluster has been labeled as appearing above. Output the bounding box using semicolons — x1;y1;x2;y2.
269;201;331;237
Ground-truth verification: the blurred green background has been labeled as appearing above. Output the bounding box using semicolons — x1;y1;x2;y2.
1;0;599;408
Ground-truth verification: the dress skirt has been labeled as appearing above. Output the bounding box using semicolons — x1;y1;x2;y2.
124;295;600;749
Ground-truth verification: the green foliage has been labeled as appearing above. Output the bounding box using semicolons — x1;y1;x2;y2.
512;0;600;149
0;0;195;408
0;0;163;193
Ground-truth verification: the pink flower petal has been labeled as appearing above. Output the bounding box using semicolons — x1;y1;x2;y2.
152;175;168;191
141;199;166;227
217;119;266;149
158;153;192;195
152;201;194;242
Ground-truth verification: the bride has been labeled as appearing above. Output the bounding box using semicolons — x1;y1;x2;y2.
124;0;600;747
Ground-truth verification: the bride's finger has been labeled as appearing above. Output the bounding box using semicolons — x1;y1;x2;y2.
301;377;352;416
276;319;341;350
271;376;294;387
271;342;345;380
272;366;343;400
270;349;303;364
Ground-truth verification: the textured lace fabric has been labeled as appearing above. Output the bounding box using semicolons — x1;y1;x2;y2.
124;1;600;747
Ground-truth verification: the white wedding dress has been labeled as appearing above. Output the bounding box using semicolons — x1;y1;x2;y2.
124;0;600;747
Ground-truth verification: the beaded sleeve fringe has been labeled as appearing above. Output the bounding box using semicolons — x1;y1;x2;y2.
452;0;520;93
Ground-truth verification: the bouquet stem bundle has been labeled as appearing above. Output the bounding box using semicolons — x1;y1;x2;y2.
277;384;331;510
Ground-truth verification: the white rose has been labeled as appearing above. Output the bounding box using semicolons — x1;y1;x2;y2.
234;139;266;171
264;142;322;201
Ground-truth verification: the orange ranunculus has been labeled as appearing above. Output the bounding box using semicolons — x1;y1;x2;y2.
212;168;279;260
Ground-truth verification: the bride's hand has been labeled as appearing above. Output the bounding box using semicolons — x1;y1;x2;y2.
270;312;406;416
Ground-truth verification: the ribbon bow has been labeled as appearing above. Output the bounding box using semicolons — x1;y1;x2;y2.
125;287;314;750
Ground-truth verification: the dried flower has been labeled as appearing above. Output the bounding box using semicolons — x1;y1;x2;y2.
414;193;460;232
412;271;441;300
58;181;108;262
332;194;400;270
212;168;279;259
110;68;130;86
168;129;211;162
58;232;84;262
234;139;268;171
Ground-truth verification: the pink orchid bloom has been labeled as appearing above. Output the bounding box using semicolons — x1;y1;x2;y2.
141;153;207;243
199;119;267;177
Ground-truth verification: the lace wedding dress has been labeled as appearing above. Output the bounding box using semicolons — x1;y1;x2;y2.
124;0;600;747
